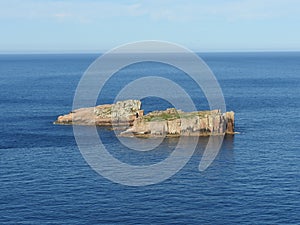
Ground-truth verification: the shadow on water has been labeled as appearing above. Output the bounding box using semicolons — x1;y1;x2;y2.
95;127;235;166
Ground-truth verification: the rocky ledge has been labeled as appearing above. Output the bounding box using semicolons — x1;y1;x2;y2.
54;99;235;136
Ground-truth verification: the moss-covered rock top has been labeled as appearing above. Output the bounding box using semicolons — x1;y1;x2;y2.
143;108;218;122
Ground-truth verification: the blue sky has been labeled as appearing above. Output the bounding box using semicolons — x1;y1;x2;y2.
1;0;300;52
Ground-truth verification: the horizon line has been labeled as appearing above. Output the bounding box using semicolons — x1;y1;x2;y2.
1;49;300;55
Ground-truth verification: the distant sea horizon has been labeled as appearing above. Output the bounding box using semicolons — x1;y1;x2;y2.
1;49;300;55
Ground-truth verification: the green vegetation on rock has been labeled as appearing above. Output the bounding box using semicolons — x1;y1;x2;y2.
142;108;213;122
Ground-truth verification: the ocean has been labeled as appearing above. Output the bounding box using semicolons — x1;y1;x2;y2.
0;52;299;224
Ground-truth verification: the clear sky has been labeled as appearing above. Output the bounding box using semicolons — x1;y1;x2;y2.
1;0;300;53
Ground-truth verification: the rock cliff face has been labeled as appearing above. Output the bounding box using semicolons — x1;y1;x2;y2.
120;108;234;137
54;99;235;136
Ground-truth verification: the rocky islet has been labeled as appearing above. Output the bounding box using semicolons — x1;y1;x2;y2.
54;99;235;137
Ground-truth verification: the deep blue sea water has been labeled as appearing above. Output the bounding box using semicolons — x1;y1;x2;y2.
0;52;299;224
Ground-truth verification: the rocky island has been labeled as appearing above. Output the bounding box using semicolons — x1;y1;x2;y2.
54;99;235;137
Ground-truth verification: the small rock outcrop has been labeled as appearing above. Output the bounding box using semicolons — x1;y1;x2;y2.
54;99;143;126
54;99;235;136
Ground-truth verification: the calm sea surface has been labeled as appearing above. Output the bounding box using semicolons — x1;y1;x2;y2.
0;52;299;224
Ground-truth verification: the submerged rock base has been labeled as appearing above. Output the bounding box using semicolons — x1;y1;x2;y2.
54;100;235;137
